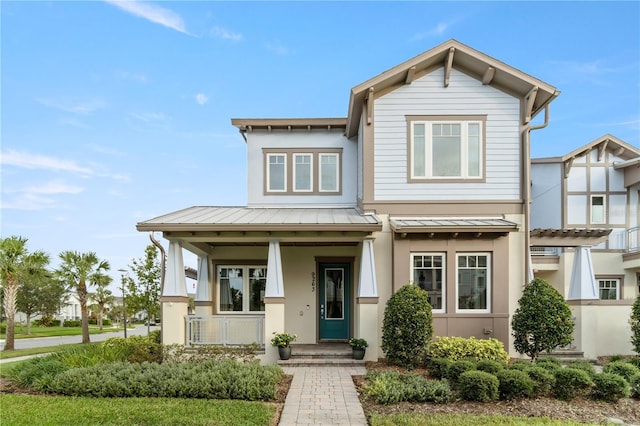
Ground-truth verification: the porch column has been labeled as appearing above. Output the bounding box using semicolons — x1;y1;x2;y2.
194;255;212;315
264;240;285;364
357;238;379;361
567;246;598;359
162;241;189;345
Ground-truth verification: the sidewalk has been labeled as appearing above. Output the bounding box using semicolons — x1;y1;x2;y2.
279;365;368;426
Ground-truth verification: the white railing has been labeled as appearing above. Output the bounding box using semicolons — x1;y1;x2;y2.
628;227;639;253
186;315;265;347
530;247;560;256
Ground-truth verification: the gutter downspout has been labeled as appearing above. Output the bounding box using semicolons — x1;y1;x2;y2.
524;104;551;284
149;232;166;342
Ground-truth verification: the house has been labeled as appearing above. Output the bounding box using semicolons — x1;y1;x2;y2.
137;39;637;363
531;135;640;359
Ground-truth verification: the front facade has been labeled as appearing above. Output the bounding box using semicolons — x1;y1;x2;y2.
137;39;637;363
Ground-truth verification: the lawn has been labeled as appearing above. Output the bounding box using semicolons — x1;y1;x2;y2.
1;325;122;339
0;395;276;426
369;413;598;425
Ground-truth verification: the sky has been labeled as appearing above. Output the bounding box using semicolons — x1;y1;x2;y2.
1;1;639;295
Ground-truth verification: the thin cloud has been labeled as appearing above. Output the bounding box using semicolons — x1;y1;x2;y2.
2;193;58;211
265;41;289;56
115;70;148;84
129;111;169;122
58;117;89;129
18;181;84;195
105;0;189;35
2;149;94;175
37;97;107;115
411;19;457;40
212;26;243;41
195;93;209;105
546;59;631;85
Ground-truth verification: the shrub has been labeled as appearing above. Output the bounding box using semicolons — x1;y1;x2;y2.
525;366;556;396
592;373;630;402
631;296;640;354
534;356;562;372
511;278;574;360
553;368;593;400
630;374;640;399
102;336;162;364
496;369;534;400
476;359;505;375
446;359;477;386
509;360;532;371
7;357;69;389
457;370;499;402
62;320;81;327
426;358;451;379
427;336;509;364
566;360;597;378
381;285;432;368
362;371;452;404
603;360;640;382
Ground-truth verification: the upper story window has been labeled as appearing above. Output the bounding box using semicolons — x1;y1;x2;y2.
411;253;445;312
264;148;342;195
590;195;606;224
267;154;286;192
218;266;266;313
457;253;491;313
598;278;620;300
409;116;484;180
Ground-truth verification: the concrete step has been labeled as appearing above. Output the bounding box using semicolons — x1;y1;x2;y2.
550;350;587;363
277;357;365;367
276;343;363;367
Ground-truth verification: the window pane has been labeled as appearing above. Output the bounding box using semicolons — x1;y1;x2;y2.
413;124;425;177
220;268;243;311
432;124;461;176
591;196;605;224
320;154;338;191
458;254;489;311
325;269;344;319
468;123;480;177
249;268;266;311
294;154;312;191
268;155;285;191
598;279;618;300
413;254;444;310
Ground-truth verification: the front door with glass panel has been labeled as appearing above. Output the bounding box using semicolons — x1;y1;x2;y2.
319;263;350;340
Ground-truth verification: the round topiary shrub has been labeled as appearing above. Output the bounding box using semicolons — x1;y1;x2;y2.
512;278;574;361
509;360;532;371
603;361;640;382
553;368;593;401
566;361;597;378
381;284;433;368
630;373;640;399
446;359;477;386
525;366;556;396
426;358;452;380
476;359;505;375
592;373;630;402
534;357;562;372
496;369;534;400
457;370;499;402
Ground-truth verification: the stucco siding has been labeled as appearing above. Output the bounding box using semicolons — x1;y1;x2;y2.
373;67;521;201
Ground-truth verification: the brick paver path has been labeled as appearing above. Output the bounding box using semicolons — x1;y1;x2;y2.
279;366;367;425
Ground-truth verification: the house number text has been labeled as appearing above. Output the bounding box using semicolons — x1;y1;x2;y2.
311;272;316;292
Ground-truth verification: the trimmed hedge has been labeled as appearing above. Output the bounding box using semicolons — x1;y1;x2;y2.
603;361;640;382
565;360;597;378
592;373;630;402
446;359;477;386
525;366;556;397
553;368;593;401
363;371;451;404
426;358;452;380
457;370;499;402
496;369;534;400
476;359;505;375
427;336;509;364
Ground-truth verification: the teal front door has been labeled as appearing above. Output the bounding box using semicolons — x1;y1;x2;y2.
319;263;350;340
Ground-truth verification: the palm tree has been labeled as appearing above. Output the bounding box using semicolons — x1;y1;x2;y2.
57;251;110;343
0;236;28;351
92;274;114;330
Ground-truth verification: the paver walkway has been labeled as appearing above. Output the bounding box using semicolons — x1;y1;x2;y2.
279;365;368;426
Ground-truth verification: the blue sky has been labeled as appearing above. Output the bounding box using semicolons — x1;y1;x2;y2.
1;1;639;293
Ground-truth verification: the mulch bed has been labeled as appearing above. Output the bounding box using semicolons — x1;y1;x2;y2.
353;361;640;424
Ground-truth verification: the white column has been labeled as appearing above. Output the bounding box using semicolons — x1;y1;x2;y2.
357;238;379;361
165;241;188;297
265;240;284;298
358;238;378;298
568;246;598;300
194;255;211;316
263;239;285;364
162;241;189;345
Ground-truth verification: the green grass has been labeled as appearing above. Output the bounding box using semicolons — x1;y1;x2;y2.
0;344;78;360
370;413;599;425
1;325;122;339
0;395;276;426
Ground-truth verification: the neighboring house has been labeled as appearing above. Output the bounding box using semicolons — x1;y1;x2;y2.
531;135;640;358
137;39;637;363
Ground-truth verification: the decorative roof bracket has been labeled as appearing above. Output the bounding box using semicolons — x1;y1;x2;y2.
405;66;416;84
598;139;609;162
482;66;495;85
564;157;574;178
366;87;374;125
524;86;539;124
444;47;455;87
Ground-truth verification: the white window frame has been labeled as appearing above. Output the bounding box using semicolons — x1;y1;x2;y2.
319;153;340;193
266;153;287;192
293;153;313;192
217;265;267;314
410;120;483;179
410;253;446;313
598;278;620;300
590;195;606;224
456;253;491;313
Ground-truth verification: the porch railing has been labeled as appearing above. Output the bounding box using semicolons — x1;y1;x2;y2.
530;247;560;256
186;315;265;347
628;227;639;253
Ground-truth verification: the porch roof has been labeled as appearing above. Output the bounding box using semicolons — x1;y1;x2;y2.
390;217;519;234
136;206;382;232
530;228;612;247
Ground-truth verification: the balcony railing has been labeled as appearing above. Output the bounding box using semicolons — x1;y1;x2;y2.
530;247;560;256
186;315;265;347
628;227;639;253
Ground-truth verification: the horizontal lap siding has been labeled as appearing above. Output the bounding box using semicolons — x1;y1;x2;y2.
373;68;521;201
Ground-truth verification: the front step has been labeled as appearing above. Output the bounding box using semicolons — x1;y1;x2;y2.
276;343;365;367
550;349;587;364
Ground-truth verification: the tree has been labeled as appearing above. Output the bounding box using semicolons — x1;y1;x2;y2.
511;278;575;361
126;245;161;334
92;274;114;330
631;296;640;355
15;251;59;334
0;236;29;351
381;284;433;368
57;251;110;344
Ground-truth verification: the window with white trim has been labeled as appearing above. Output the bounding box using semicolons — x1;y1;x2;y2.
293;153;312;192
457;253;490;312
411;120;483;179
411;253;445;312
218;266;267;313
590;195;606;224
598;278;619;300
319;153;339;192
267;154;286;192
